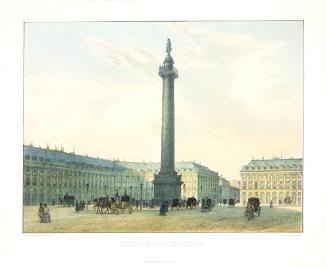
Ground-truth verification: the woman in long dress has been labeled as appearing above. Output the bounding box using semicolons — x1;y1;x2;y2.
42;204;51;223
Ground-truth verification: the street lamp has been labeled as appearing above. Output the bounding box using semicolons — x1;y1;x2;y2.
214;188;216;204
219;187;222;206
104;185;107;197
85;183;89;207
130;186;133;204
140;182;143;211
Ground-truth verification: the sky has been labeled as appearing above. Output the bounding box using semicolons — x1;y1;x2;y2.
24;21;303;180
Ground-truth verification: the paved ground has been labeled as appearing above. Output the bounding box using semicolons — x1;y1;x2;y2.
23;205;302;233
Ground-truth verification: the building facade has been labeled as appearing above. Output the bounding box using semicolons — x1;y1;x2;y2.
240;158;303;205
23;145;146;205
119;161;222;202
23;145;231;205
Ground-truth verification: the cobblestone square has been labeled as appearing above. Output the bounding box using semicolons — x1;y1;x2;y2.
24;205;302;233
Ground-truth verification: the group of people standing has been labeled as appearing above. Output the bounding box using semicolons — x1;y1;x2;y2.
75;200;86;213
38;203;51;223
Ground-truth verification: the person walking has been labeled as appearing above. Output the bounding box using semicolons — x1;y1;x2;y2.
75;200;79;213
38;203;44;223
270;200;273;208
42;204;51;223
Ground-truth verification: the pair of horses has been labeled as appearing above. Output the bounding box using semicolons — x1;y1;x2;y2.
171;198;198;210
93;197;132;215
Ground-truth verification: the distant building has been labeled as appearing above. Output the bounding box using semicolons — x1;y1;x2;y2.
117;161;222;201
23;145;145;205
240;157;303;205
229;180;241;202
23;145;232;205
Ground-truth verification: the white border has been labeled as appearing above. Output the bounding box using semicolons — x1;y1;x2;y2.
1;1;326;267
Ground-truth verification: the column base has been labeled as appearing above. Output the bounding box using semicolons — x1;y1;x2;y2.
153;171;182;205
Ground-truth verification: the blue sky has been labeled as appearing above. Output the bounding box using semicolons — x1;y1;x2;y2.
24;21;303;180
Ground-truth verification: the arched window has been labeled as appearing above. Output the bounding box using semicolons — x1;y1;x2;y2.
242;192;247;202
32;188;38;205
298;180;302;189
24;190;31;205
260;192;265;203
272;192;277;203
46;188;51;203
266;192;271;203
297;192;302;205
291;192;297;205
39;189;45;203
32;175;37;185
279;192;284;204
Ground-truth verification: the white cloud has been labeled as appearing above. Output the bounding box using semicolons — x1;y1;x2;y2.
89;37;161;78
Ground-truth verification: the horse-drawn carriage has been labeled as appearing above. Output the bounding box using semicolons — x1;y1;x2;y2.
93;194;132;215
186;197;197;209
112;194;132;214
171;198;181;210
228;198;235;208
201;198;214;212
59;194;75;207
93;197;111;214
244;197;261;220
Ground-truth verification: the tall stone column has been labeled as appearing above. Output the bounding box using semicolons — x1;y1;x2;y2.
153;39;182;204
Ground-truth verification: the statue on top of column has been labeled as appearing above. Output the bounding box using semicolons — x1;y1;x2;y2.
166;38;172;55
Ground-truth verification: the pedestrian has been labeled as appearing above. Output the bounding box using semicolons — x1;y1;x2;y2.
270;200;273;208
75;200;79;213
160;201;167;216
38;203;44;223
42;204;51;223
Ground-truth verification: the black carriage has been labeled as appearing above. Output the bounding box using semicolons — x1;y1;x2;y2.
244;197;261;220
186;197;197;209
228;199;235;208
171;198;180;210
149;199;155;209
201;198;213;212
61;193;75;207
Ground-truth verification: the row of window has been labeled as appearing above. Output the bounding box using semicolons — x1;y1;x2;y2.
24;156;116;171
243;181;302;189
241;191;302;204
243;165;302;170
242;174;302;180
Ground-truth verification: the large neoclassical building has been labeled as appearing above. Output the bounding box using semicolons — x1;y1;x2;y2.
23;145;235;205
240;157;303;205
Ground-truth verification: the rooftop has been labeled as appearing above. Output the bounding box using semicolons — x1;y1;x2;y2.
23;145;218;174
241;157;303;171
